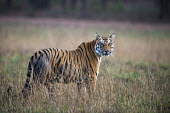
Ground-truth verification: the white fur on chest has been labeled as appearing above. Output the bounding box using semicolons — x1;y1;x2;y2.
97;57;101;76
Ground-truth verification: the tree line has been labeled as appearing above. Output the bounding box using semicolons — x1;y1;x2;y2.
1;0;170;20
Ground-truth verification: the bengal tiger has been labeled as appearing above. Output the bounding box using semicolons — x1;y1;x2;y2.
22;33;115;98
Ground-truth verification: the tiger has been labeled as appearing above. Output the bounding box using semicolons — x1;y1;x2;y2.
22;33;115;98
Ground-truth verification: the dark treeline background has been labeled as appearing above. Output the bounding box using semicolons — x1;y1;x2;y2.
0;0;170;21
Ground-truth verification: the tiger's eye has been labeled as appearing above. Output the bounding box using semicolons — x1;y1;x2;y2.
108;42;112;46
100;42;104;46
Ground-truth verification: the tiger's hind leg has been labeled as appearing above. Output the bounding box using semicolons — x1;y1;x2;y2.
44;82;55;99
21;82;41;101
21;84;32;100
24;54;53;100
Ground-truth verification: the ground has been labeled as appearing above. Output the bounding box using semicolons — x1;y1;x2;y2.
0;17;170;112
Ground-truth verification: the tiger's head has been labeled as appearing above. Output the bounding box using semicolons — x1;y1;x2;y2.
94;33;115;56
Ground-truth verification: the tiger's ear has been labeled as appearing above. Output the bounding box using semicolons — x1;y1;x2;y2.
95;32;100;40
110;34;115;40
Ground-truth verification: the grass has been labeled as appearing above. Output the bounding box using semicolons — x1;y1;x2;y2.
0;18;170;112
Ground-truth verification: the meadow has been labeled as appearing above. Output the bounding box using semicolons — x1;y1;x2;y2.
0;17;170;113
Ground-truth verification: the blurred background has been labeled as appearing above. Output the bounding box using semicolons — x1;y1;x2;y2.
0;0;170;21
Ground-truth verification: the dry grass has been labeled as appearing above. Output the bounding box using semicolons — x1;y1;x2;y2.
0;17;170;113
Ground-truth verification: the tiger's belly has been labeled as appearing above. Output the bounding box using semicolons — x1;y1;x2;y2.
52;59;88;84
52;71;87;84
52;74;76;84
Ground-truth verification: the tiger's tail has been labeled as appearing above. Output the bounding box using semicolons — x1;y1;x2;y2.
24;59;33;89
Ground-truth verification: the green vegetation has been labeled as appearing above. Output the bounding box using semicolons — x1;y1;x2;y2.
0;19;170;112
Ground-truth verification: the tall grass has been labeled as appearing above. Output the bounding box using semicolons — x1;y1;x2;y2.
0;18;170;112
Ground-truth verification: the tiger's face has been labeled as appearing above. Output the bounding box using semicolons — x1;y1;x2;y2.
94;33;115;56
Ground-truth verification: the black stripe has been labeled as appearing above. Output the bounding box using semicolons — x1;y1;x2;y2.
56;49;60;59
30;56;34;62
42;50;49;61
77;49;83;67
27;72;31;77
72;51;76;56
24;84;28;88
76;55;78;65
78;47;84;68
59;64;63;74
49;48;53;53
35;52;38;59
77;49;82;58
89;42;96;59
53;49;61;71
63;51;68;62
28;62;32;71
78;46;84;57
65;60;68;70
62;51;68;74
26;78;30;83
56;57;61;68
46;49;51;59
46;49;50;54
63;59;68;76
69;64;72;76
69;52;73;65
65;50;68;54
52;48;56;58
82;43;94;73
52;48;57;65
38;51;42;55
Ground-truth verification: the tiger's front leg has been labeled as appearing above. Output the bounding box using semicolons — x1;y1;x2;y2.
44;73;57;99
77;82;86;97
86;76;97;98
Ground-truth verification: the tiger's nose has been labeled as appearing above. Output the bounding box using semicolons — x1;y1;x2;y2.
104;50;110;54
105;50;109;53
